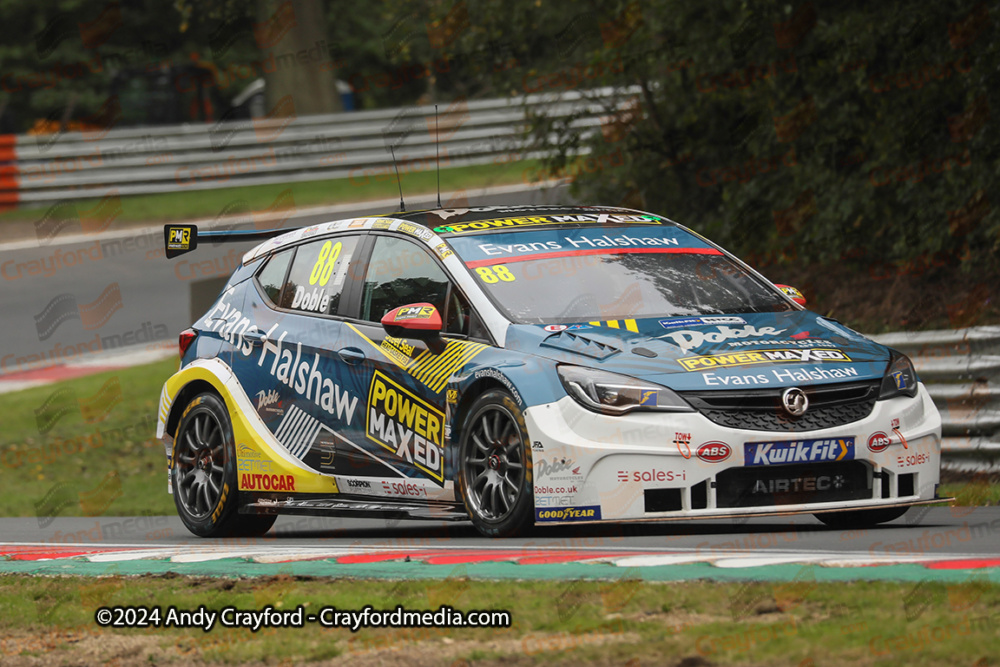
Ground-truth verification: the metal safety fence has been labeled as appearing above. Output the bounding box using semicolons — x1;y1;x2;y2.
870;326;1000;463
0;87;637;206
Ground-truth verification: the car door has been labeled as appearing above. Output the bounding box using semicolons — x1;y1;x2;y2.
231;233;367;478
336;233;491;500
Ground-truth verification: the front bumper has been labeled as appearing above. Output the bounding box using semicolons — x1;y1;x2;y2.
525;382;943;524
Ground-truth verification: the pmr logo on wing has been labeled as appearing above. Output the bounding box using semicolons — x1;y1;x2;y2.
167;227;191;250
535;506;602;522
679;348;851;371
744;438;855;466
395;305;434;321
366;370;445;485
163;224;197;258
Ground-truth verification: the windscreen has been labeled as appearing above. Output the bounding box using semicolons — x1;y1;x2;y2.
447;225;794;324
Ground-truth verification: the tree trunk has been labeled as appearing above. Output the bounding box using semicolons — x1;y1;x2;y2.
256;0;342;116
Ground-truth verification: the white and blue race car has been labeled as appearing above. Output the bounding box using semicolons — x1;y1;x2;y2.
156;205;944;537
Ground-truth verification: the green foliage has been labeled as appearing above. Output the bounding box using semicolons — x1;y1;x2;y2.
442;0;999;273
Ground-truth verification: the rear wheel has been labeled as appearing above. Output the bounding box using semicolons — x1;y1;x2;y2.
457;390;534;537
813;506;909;528
172;393;276;537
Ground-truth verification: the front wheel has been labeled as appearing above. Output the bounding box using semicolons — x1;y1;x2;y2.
457;390;534;537
813;506;909;529
172;392;276;537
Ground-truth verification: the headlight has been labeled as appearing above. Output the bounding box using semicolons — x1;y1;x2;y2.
557;366;694;415
878;351;919;399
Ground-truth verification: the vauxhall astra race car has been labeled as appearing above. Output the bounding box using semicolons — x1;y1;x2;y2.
156;205;945;538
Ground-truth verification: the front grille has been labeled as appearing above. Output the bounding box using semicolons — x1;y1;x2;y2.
717;460;872;508
680;380;880;432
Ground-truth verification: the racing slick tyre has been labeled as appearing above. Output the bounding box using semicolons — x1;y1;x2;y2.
172;393;276;538
457;390;534;537
813;506;909;529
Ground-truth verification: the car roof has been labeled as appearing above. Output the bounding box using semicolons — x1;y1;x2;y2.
242;204;673;264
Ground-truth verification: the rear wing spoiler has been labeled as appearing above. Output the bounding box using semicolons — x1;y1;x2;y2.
163;224;294;259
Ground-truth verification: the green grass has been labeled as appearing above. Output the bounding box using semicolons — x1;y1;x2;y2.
940;481;1000;507
0;358;179;518
0;576;997;665
0;159;546;225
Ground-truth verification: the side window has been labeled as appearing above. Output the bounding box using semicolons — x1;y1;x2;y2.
362;236;449;322
361;235;483;338
255;249;293;305
280;235;361;315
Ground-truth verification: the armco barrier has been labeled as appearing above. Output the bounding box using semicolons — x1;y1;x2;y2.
0;87;638;205
870;326;1000;462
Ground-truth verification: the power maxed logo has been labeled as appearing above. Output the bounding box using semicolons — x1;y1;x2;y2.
678;348;851;372
535;506;601;522
744;438;855;466
366;370;445;485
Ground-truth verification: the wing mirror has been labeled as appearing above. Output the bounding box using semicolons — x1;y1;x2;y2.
775;284;807;306
380;303;446;353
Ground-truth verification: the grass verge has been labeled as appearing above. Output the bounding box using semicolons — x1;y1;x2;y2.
0;575;997;666
0;358;179;518
0;159;544;226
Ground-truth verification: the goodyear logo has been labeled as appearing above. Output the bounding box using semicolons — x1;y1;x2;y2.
167;227;191;250
679;348;851;371
536;506;602;522
367;370;445;484
744;438;855;466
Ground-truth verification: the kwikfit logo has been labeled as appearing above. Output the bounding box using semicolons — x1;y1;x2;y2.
744;438;855;466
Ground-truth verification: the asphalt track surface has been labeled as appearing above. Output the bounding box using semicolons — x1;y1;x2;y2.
0;183;568;375
3;507;997;558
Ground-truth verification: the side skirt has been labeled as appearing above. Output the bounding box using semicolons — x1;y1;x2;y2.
238;492;468;521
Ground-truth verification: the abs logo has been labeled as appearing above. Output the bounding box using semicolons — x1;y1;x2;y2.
697;442;732;462
867;432;891;453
